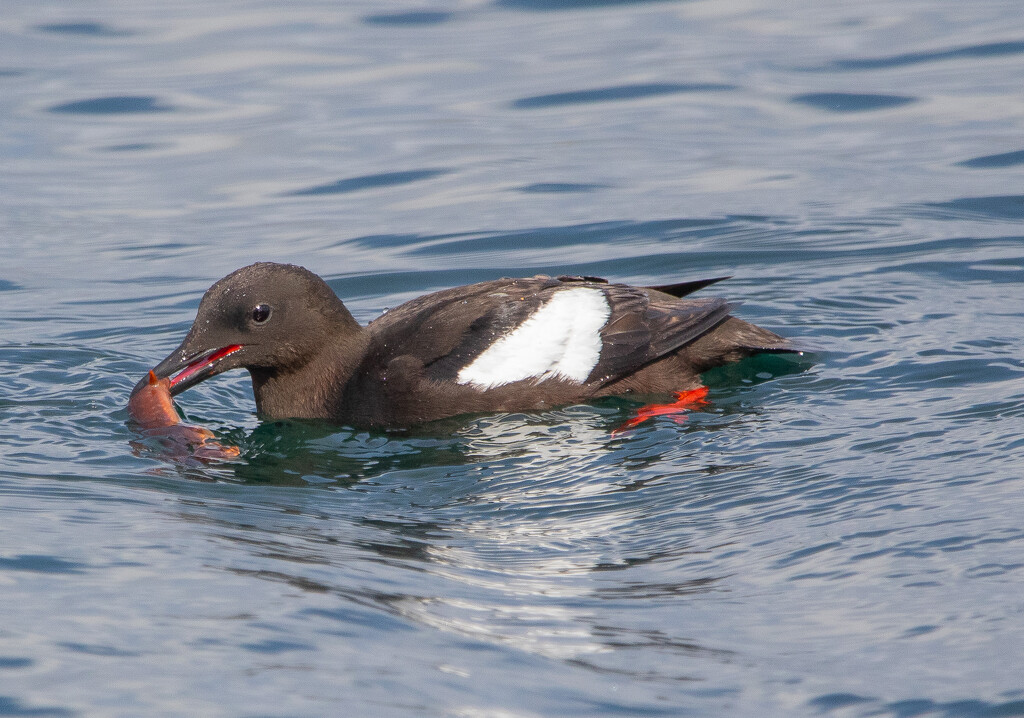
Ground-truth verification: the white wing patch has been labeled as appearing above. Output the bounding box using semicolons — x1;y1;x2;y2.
457;287;611;390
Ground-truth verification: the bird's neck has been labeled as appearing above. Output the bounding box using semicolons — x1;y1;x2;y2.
249;324;369;421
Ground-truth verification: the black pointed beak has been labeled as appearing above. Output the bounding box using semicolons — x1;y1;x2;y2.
132;344;244;398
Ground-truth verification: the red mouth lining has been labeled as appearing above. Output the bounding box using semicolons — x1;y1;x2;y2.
169;344;243;388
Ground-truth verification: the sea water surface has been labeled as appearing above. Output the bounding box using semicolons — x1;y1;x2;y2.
2;1;1024;716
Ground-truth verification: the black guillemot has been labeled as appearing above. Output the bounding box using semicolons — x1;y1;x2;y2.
132;262;792;427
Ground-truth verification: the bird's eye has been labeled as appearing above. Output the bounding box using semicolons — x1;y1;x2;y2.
251;304;272;324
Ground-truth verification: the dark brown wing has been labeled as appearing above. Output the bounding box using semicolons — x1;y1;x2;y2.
365;276;563;376
589;285;735;387
365;274;739;388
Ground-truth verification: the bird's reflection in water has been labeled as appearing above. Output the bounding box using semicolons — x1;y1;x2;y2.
157;402;749;678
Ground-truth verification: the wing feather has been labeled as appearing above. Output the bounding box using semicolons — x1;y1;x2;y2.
365;275;740;390
590;285;735;386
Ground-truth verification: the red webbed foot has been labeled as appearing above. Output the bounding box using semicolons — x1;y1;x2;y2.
613;386;710;434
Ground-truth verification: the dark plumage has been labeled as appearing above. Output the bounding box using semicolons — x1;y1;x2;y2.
133;262;792;427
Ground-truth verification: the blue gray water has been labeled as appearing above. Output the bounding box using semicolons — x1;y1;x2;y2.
3;1;1024;715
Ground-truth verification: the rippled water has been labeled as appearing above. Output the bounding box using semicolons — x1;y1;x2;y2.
3;1;1024;715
